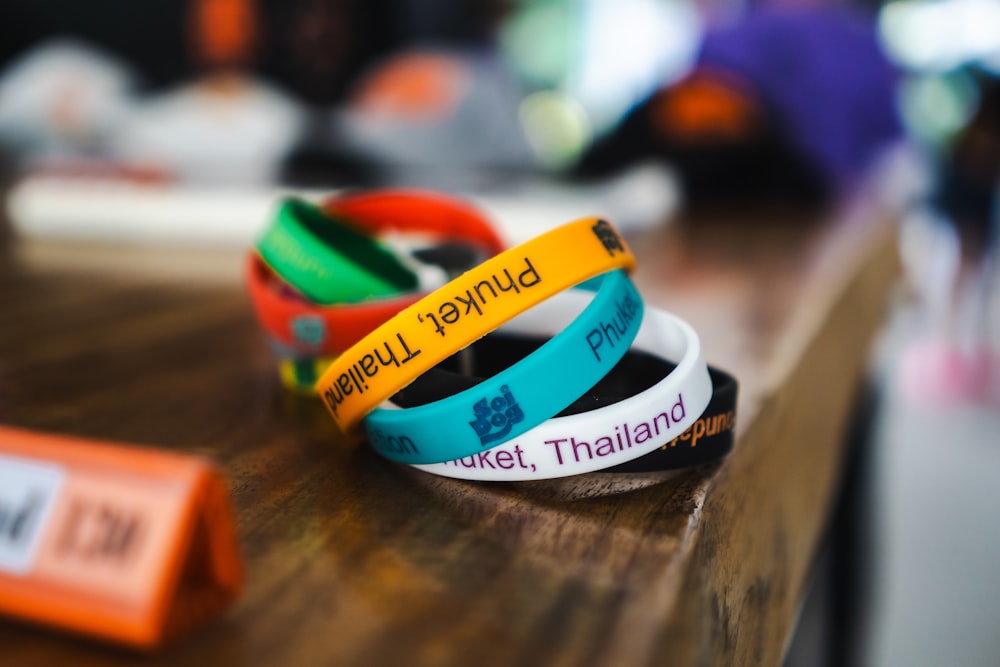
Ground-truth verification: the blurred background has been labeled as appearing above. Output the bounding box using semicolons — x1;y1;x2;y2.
0;1;998;665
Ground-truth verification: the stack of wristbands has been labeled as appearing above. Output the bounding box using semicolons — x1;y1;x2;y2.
246;190;508;393
247;191;739;481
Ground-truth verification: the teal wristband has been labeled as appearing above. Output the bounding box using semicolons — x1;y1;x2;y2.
256;197;421;304
362;269;644;464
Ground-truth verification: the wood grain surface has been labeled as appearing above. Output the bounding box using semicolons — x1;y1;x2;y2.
0;194;900;667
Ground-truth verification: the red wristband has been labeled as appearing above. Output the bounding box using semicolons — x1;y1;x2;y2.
246;189;507;355
321;189;507;255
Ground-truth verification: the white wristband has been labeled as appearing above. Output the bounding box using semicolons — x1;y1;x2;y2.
406;292;712;480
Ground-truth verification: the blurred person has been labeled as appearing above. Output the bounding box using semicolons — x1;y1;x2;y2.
105;0;306;185
327;46;536;187
898;69;1000;407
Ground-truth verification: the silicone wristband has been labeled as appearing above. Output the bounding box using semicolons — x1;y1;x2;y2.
602;363;737;472
392;336;738;473
407;297;713;480
363;270;644;464
321;189;507;258
256;196;421;304
246;191;506;356
278;354;336;395
316;216;637;433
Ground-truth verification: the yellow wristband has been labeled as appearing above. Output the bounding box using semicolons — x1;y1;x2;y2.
316;217;636;433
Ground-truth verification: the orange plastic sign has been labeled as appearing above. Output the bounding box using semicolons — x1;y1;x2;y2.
0;425;243;649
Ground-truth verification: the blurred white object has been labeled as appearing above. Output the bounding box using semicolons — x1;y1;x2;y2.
5;175;316;247
0;38;136;156
5;161;678;249
109;74;305;185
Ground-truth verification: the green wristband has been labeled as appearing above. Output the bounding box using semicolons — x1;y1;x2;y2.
256;197;421;304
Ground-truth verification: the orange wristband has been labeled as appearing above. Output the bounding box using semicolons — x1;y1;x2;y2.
316;217;636;433
246;190;507;355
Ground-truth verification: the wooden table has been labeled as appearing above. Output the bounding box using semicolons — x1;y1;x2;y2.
0;193;900;666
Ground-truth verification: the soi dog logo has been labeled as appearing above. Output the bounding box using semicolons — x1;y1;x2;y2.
469;385;524;446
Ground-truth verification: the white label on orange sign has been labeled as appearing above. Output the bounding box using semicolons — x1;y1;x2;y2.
0;454;66;576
